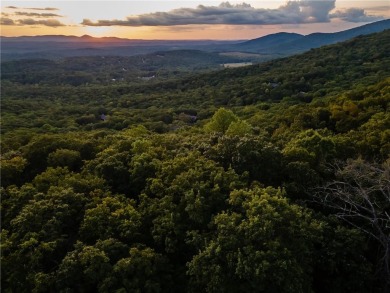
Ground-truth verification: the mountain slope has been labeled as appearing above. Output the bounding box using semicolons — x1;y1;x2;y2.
85;29;387;113
235;32;303;51
2;30;389;115
232;19;390;55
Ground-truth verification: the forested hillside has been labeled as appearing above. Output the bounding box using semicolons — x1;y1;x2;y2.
1;30;390;292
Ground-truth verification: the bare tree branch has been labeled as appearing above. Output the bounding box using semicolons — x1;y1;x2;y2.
311;159;390;287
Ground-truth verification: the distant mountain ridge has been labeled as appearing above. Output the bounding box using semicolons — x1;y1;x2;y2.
0;34;238;45
0;35;240;61
232;19;390;54
1;19;389;61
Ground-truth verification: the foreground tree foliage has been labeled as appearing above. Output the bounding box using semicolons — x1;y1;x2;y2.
1;31;390;292
188;187;322;292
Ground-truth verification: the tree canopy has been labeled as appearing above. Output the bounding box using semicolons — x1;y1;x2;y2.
1;30;389;292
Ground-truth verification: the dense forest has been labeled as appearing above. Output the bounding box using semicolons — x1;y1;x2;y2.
0;50;253;86
1;30;390;292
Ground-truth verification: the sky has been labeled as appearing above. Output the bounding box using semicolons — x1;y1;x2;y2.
1;1;389;39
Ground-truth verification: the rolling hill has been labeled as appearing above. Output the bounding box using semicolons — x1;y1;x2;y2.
2;29;389;127
230;19;390;55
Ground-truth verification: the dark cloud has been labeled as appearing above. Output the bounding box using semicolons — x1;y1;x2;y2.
330;8;384;22
27;7;59;11
15;12;62;18
17;18;65;27
82;0;336;27
5;6;59;11
0;17;15;25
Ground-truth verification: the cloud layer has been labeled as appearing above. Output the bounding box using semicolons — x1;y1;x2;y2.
0;17;65;27
1;17;15;25
17;19;65;27
82;1;338;27
330;8;383;22
6;6;59;11
14;12;62;18
2;1;384;30
1;6;64;27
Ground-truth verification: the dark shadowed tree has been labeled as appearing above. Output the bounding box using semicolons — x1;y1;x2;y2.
313;159;390;289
